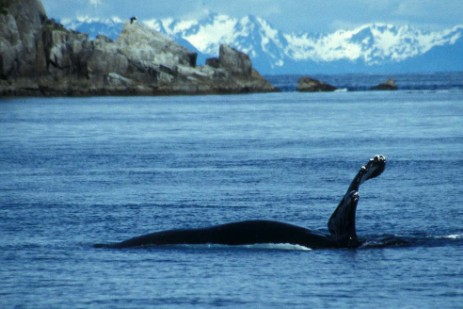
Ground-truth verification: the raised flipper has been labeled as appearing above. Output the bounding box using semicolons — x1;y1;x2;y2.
327;155;387;247
345;155;386;193
327;190;360;247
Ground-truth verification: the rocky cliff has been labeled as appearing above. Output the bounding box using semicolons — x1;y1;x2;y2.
0;0;276;96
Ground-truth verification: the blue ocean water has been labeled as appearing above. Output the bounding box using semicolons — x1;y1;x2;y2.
1;75;463;308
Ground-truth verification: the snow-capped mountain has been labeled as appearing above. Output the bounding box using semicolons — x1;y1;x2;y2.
61;14;463;74
61;16;125;41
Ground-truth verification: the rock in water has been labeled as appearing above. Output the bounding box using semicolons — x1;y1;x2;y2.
371;79;398;90
297;76;336;92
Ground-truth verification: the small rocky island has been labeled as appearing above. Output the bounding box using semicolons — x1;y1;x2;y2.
297;76;336;92
371;79;398;91
0;0;276;96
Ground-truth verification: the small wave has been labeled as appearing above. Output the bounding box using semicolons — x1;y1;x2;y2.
360;232;463;249
334;88;348;92
239;243;312;251
361;236;412;249
438;233;463;240
173;243;312;251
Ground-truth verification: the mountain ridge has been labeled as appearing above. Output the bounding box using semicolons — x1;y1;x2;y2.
62;13;463;74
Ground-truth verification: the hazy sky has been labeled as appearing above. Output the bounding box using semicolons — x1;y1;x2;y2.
41;0;463;33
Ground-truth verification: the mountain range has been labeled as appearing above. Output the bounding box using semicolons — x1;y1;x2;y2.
61;14;463;74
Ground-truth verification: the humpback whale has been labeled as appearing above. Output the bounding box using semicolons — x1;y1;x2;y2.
95;155;386;249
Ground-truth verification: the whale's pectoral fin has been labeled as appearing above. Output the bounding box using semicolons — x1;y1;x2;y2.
347;155;386;193
328;155;387;247
327;190;360;247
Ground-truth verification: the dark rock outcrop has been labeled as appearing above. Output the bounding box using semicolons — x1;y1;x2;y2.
0;0;276;96
371;79;398;90
218;45;252;76
297;76;336;92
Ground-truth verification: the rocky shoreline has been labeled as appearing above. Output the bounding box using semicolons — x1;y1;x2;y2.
0;0;276;96
1;0;403;97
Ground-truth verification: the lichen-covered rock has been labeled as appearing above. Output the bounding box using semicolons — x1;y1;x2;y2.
0;13;21;78
43;25;91;78
116;22;195;69
205;57;220;68
87;36;128;78
218;45;252;76
297;76;336;92
0;0;47;78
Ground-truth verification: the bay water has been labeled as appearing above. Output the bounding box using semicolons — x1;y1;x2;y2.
1;75;463;308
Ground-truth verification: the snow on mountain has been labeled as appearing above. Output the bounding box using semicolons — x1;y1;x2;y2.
61;14;463;74
285;23;462;65
152;13;289;71
61;16;125;40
